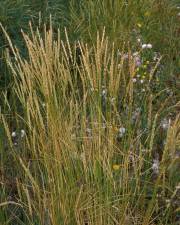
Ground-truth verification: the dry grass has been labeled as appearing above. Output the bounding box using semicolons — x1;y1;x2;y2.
0;21;179;225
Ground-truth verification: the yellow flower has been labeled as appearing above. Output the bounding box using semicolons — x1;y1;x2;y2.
137;23;142;28
143;65;147;69
146;61;150;64
113;164;120;170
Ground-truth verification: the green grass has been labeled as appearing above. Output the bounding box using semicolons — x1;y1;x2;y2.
0;1;180;225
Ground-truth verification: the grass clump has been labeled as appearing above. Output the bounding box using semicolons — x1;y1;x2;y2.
0;0;180;225
0;21;179;225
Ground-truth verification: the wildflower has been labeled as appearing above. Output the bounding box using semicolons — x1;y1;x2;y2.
118;64;122;69
102;89;106;96
178;12;180;16
161;118;171;130
147;44;152;49
142;44;147;49
136;60;141;67
142;43;152;49
11;131;16;137
133;52;139;56
152;159;159;175
142;88;146;92
20;129;25;138
137;74;140;78
140;79;144;84
137;23;142;28
118;127;126;137
132;78;137;83
135;56;142;67
153;56;157;61
113;164;120;170
137;38;141;43
101;88;107;101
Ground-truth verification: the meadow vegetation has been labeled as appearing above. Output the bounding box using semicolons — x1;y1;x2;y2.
0;0;180;224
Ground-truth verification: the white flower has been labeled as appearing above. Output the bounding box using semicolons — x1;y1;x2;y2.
21;129;25;138
137;74;141;78
178;12;180;16
142;44;147;49
161;118;171;130
147;44;152;49
119;127;126;133
134;56;141;67
153;56;157;61
102;89;107;96
11;131;16;137
140;79;144;84
118;127;126;137
142;43;152;49
137;38;141;43
133;52;139;56
136;60;141;67
132;78;137;83
118;64;122;69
